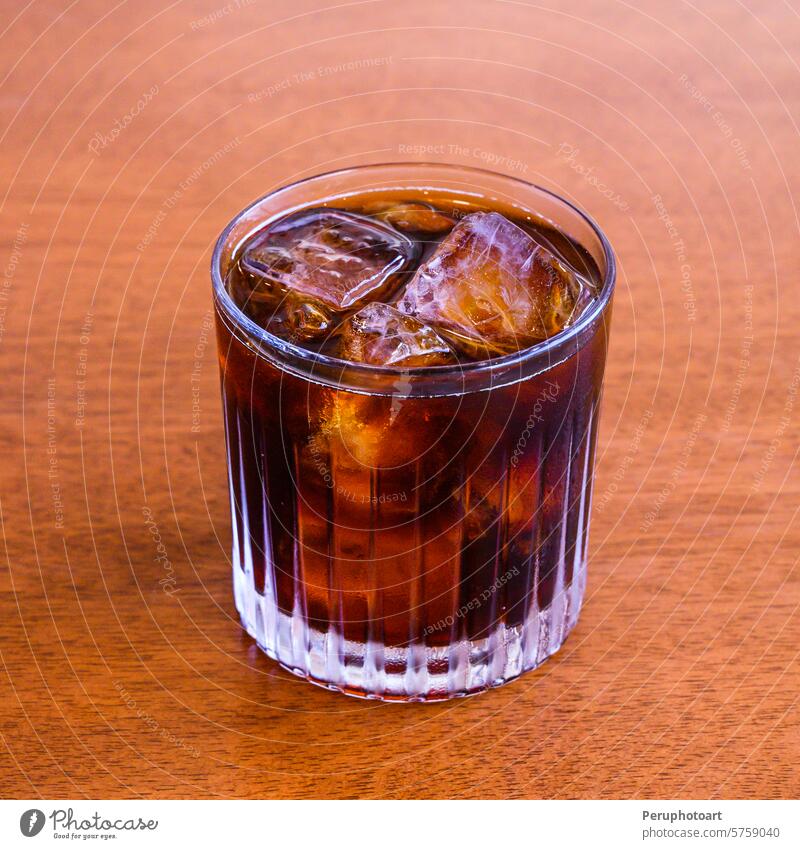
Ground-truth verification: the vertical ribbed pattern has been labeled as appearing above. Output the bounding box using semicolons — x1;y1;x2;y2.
362;466;385;696
221;388;245;617
446;464;469;696
223;381;603;701
522;432;546;670
558;415;576;643
404;459;427;698
567;402;594;629
487;451;511;685
326;443;346;690
259;447;278;657
290;443;310;672
235;408;256;640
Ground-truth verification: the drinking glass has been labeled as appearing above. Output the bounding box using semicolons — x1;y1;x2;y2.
211;163;615;700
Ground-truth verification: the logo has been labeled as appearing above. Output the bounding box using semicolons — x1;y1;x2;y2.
19;809;45;837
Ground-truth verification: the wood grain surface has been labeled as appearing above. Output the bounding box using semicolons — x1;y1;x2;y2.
1;0;798;799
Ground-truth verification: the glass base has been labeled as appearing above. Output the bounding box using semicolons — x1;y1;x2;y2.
234;563;585;702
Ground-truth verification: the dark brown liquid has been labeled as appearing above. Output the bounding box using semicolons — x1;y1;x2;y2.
215;188;609;695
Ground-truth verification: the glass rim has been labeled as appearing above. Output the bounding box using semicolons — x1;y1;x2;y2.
210;161;617;382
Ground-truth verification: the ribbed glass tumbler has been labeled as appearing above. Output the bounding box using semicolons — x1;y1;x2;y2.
211;163;615;701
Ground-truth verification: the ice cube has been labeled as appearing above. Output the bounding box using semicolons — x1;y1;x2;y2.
335;302;455;367
398;211;594;357
235;208;420;341
312;305;455;470
362;201;455;235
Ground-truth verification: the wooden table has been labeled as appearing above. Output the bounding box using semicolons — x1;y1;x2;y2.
1;0;798;799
